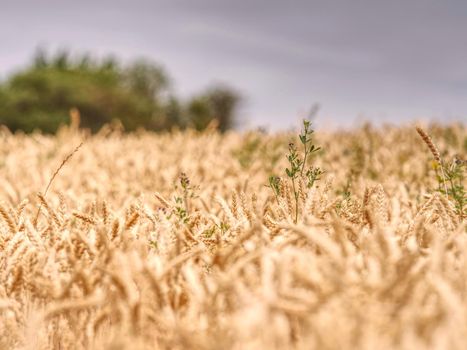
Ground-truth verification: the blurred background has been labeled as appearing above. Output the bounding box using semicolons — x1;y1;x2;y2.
0;0;466;133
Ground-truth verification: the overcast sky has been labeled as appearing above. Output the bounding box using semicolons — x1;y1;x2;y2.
1;0;466;129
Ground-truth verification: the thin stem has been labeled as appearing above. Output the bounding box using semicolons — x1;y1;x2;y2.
291;178;298;223
439;163;449;199
33;141;83;227
183;191;189;215
300;147;308;177
273;191;280;207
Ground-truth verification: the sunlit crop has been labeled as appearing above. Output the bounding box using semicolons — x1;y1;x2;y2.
0;121;465;349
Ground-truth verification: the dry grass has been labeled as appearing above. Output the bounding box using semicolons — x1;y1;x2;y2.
0;122;465;349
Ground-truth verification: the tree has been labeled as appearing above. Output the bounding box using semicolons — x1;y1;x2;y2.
187;85;241;131
0;50;241;133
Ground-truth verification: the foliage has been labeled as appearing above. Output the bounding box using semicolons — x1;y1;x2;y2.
0;49;241;133
232;133;262;169
269;119;323;223
186;85;241;131
172;172;197;224
416;126;466;219
438;158;466;218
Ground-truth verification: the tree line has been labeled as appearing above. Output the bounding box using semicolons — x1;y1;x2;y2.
0;49;241;133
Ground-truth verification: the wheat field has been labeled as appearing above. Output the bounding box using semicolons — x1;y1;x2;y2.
0;121;465;349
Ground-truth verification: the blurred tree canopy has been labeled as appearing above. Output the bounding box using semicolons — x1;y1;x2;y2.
0;49;241;133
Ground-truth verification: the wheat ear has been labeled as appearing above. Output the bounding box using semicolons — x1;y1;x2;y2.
415;127;448;197
34;142;83;226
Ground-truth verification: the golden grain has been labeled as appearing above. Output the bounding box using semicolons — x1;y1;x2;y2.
0;123;465;349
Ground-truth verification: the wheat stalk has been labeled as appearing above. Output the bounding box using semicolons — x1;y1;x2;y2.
416;126;448;197
0;124;464;349
33;142;83;226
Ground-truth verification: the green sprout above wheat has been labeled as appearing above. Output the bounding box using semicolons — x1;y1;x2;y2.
269;119;323;223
